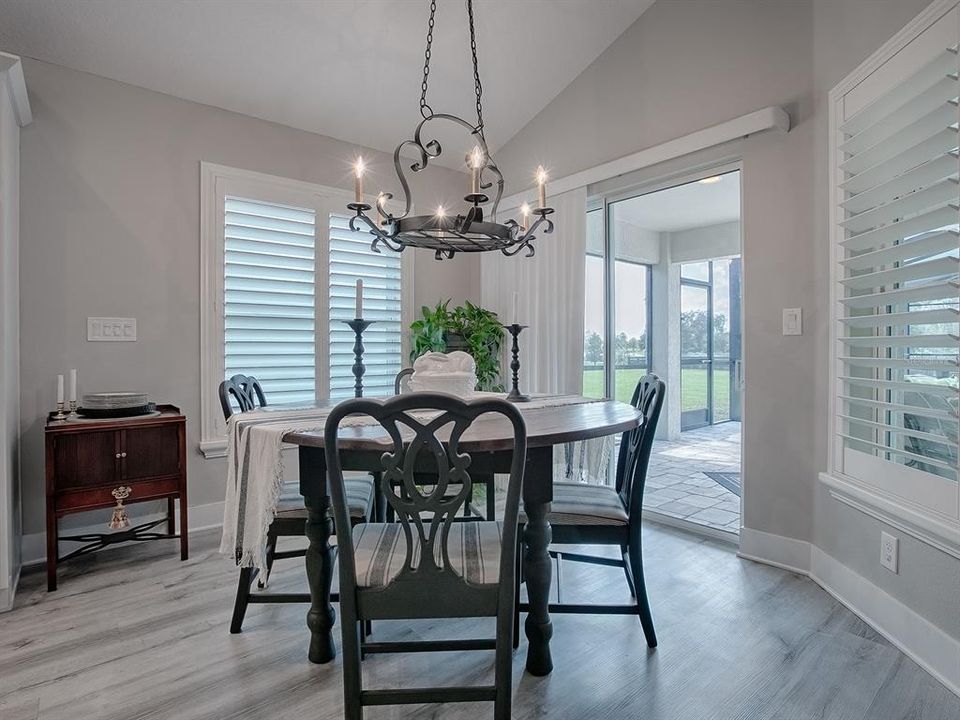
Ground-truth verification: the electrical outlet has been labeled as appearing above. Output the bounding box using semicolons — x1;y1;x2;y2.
880;531;899;573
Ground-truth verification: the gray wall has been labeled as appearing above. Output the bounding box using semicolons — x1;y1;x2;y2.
810;0;959;638
17;59;479;539
498;0;817;544
0;67;22;603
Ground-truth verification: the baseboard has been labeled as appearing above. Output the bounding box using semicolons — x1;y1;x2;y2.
737;527;959;698
809;546;960;697
20;500;225;568
737;526;811;574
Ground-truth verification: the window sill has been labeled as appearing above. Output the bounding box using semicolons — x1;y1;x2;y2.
818;471;960;560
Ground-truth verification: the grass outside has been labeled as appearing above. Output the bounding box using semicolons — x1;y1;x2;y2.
583;367;731;421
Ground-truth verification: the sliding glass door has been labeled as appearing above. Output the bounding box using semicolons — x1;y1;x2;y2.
680;258;742;430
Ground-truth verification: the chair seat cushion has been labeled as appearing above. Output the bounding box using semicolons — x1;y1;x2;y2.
351;521;503;588
522;482;628;526
275;476;376;521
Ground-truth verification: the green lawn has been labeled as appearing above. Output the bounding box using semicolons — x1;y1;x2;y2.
582;367;731;421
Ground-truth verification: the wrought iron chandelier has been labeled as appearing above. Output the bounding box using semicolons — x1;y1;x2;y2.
347;0;554;260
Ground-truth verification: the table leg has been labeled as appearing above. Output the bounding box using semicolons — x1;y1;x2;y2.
522;446;554;676
300;446;336;664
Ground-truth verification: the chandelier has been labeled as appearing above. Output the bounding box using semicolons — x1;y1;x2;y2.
347;0;554;260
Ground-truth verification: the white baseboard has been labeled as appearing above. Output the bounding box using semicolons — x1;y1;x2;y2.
738;527;959;698
809;545;960;697
0;565;20;612
20;500;225;568
738;526;811;574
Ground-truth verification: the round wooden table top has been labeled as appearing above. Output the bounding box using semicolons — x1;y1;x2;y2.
284;397;642;453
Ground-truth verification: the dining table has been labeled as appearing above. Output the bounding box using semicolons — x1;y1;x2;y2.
283;395;642;677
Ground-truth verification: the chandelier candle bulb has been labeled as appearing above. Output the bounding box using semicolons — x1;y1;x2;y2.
355;278;363;319
353;157;365;204
536;166;548;208
470;146;483;194
520;203;531;232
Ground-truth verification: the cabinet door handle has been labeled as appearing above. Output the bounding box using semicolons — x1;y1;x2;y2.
121;452;127;458
115;453;121;459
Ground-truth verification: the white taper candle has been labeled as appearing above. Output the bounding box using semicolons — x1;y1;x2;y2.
355;278;363;319
69;369;77;402
511;292;519;325
57;374;64;404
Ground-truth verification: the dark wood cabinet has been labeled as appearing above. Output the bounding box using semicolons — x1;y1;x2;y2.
45;405;188;590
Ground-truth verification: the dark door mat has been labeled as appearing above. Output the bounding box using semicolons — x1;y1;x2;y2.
704;471;740;497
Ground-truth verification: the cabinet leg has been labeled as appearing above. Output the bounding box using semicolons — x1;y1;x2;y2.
46;512;58;592
166;497;175;535
179;496;189;561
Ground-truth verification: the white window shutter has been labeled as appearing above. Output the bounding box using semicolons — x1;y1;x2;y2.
328;213;403;399
834;30;959;486
224;196;317;405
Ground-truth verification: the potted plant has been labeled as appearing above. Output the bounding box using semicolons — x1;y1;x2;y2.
409;300;505;391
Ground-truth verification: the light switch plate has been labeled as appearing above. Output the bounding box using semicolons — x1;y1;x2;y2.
88;317;137;342
782;308;802;336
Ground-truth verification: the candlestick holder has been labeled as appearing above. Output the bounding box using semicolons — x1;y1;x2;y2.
53;401;68;422
343;318;375;398
68;400;78;420
502;323;530;402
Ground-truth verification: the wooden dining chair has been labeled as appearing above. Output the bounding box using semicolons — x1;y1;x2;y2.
515;374;664;649
391;367;497;520
219;374;376;633
325;393;527;720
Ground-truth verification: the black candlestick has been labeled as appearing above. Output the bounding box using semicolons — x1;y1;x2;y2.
343;319;374;398
503;323;530;402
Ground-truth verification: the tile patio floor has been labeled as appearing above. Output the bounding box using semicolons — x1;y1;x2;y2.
644;422;742;534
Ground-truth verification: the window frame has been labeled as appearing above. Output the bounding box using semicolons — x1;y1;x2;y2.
824;0;960;555
199;162;413;457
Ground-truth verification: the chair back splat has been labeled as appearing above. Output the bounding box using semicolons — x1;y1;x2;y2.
326;393;526;618
219;374;267;420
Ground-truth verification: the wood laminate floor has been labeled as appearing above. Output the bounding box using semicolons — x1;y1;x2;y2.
1;525;957;720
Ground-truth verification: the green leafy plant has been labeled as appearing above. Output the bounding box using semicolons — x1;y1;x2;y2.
409;299;505;391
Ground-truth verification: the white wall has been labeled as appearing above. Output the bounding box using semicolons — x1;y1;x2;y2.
498;0;816;544
0;60;24;608
669;221;740;263
16;59;478;544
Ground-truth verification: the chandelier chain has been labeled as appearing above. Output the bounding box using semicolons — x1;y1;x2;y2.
466;0;485;134
417;0;485;132
419;0;437;118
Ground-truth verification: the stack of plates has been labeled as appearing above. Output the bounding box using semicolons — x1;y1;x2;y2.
79;392;155;418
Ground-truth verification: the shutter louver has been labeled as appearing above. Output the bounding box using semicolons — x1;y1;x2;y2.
224;197;316;405
328;214;403;399
835;38;959;484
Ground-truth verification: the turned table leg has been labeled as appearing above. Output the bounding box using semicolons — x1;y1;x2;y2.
300;446;336;664
522;446;554;676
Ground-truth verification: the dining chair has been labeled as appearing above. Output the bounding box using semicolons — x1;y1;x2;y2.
219;374;376;633
515;374;664;649
325;392;527;720
392;367;497;520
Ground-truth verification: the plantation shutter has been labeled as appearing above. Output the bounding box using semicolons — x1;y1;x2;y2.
328;213;403;399
834;19;959;489
224;196;317;405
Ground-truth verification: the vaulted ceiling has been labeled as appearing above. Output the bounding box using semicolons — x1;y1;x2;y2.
0;0;654;166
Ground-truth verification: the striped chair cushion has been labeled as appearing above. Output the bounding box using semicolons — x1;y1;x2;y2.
351;521;503;587
275;476;376;521
521;482;628;526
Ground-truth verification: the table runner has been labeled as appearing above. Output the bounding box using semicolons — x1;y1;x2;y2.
220;394;604;572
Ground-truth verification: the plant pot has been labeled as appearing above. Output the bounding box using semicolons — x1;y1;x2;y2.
444;332;469;353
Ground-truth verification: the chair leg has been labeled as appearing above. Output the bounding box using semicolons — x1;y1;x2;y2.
485;476;496;520
230;567;254;634
259;531;278;589
621;544;636;597
627;536;657;648
342;619;364;720
513;537;522;650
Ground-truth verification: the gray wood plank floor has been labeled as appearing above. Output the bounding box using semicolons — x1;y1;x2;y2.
1;524;957;720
